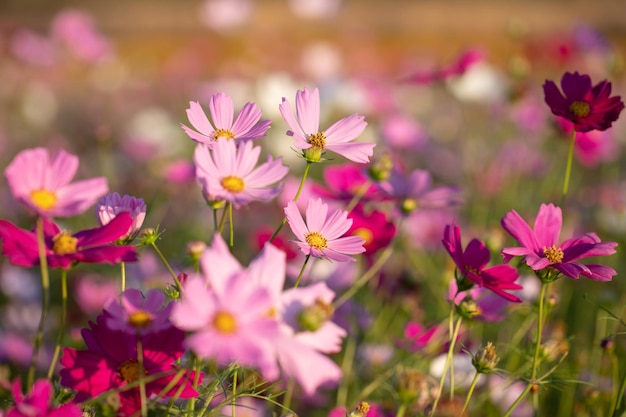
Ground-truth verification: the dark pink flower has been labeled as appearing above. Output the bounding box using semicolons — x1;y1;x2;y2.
543;71;624;132
501;203;618;281
347;204;396;257
104;288;173;335
7;378;82;417
0;211;137;270
443;223;522;302
404;48;485;85
59;314;199;415
311;164;382;202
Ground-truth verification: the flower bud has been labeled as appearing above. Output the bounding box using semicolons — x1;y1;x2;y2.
303;146;323;163
601;336;614;351
96;193;147;242
455;295;481;320
297;299;334;332
368;153;393;181
471;342;499;374
186;241;207;262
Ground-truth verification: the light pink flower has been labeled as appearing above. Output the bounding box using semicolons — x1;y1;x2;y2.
8;378;82;417
182;92;271;147
285;198;366;262
50;9;112;63
104;288;173;335
194;139;288;208
5;148;108;218
96;192;146;240
279;87;374;163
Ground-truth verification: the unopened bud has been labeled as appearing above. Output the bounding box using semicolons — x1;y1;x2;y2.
368;154;393;181
456;296;481;320
138;227;159;246
601;337;614;351
472;342;499;374
297;299;334;332
303;146;323;163
186;241;207;262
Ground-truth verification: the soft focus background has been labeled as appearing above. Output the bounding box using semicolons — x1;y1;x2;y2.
1;1;626;415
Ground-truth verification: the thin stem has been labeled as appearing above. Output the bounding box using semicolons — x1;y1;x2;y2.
231;367;238;417
430;313;463;416
294;255;311;288
282;378;295;413
186;355;202;414
137;338;148;417
218;205;228;234
345;180;371;212
337;326;357;408
150;242;182;292
269;161;312;243
461;372;480;414
503;383;533;417
609;350;619;416
530;282;549;402
612;369;626;417
28;217;50;390
228;202;234;247
395;404;407;417
47;269;68;379
560;129;576;206
120;261;126;292
213;207;219;232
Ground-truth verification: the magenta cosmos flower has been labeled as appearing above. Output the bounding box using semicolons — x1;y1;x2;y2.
7;378;82;417
0;211;137;270
279;87;374;163
501;203;618;281
443;222;522;302
60;314;199;416
5;148;108;218
543;71;624;132
347;204;396;258
194;139;288;208
182;92;271;147
104;288;173;335
285;198;366;262
96;192;146;240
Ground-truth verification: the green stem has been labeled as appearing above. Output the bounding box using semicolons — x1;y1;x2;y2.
503;383;533;417
461;372;480;414
137;338;148;417
150;242;182;292
120;261;126;293
345;180;371;213
283;377;295;413
612;369;626;417
231;367;238;417
228;202;234;247
28;217;50;390
430;313;463;416
530;282;549;395
269;161;312;243
294;255;311;288
336;326;357;408
609;350;620;416
218;205;228;234
186;355;202;414
561;129;576;206
395;404;407;417
47;269;68;379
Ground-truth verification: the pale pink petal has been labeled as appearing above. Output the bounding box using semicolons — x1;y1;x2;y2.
171;277;214;330
327;235;366;255
53;177;109;217
231;102;263;137
285;201;310;241
305;198;328;232
186;101;216;137
296;87;320;135
279;98;307;142
324;141;375;163
209;92;234;129
45;149;80;190
533;203;562;247
181;123;214;146
248;242;287;297
201;234;242;295
324;114;367;144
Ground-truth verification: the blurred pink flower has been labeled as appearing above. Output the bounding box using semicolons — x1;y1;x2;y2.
311;164;381;203
50;9;112;62
7;378;81;417
5;148;108;218
73;275;119;315
403;322;449;354
96;192;146;240
10;30;56;67
163;159;197;184
404;48;485;85
279;87;374;163
182;92;271;147
381;113;429;150
501;203;618;281
199;0;254;32
104;288;173;335
0;211;137;270
556;118;618;167
285;198;366;262
194;140;288;208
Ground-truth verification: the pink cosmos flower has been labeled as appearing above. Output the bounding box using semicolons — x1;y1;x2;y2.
443;222;522;302
403;322;449;354
543;71;624;132
7;378;81;417
555;118;617;168
194;139;288;208
96;192;146;240
10;29;56;67
0;211;137;270
104;288;173;335
311;164;382;203
501;203;618;281
59;315;199;415
182;92;271;147
285;198;366;262
404;48;486;85
279;87;374;163
5;148;108;218
50;9;112;63
73;275;119;315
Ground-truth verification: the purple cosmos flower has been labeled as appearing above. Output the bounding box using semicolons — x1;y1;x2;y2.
104;288;173;335
279;87;374;163
7;378;82;417
543;71;624;132
443;222;522;302
0;211;137;270
96;192;146;241
182;92;271;147
60;315;199;416
379;168;463;215
285;198;366;262
5;148;108;218
194;139;288;208
501;203;618;281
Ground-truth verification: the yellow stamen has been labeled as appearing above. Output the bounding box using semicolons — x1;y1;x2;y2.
568;101;590;118
308;131;326;149
213;311;237;334
30;189;57;211
213;128;235;141
118;360;144;383
52;232;77;255
305;231;328;249
220;176;244;193
128;311;153;328
543;245;564;264
352;227;373;245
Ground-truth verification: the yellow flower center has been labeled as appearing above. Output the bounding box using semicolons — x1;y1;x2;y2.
305;231;328;249
400;198;417;214
213;128;235;141
308;131;326;149
543;245;564;264
30;189;57;211
220;176;245;193
568;101;590;118
118;360;144;383
52;232;78;255
128;310;153;328
352;227;373;245
213;311;237;334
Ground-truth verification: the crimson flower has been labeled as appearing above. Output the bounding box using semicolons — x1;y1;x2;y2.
501;203;618;281
347;204;396;258
543;71;624;132
442;223;522;302
0;211;137;270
